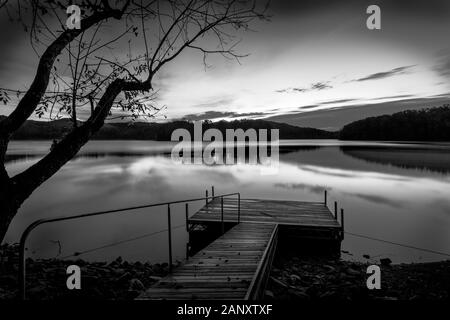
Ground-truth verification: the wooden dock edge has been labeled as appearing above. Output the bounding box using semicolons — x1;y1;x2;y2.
245;224;279;300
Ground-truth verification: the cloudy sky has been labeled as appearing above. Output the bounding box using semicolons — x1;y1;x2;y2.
1;0;450;130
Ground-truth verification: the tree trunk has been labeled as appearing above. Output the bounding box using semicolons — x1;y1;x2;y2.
0;206;16;245
0;179;19;243
0;4;131;244
0;79;130;243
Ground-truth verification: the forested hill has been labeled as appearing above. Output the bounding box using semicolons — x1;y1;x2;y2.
340;105;450;141
0;117;336;140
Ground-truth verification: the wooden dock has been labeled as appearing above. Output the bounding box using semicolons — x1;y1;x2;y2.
139;195;343;300
138;223;278;300
190;198;341;228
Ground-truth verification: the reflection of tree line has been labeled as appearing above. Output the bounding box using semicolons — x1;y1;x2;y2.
5;152;169;164
175;145;320;164
6;145;319;165
4;154;40;164
341;146;450;174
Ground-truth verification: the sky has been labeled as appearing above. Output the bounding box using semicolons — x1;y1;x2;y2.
1;0;450;130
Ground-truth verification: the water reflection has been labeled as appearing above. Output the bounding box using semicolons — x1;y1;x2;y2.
4;140;450;264
342;146;450;174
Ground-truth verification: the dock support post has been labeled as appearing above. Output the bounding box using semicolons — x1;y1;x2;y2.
221;196;224;235
341;208;345;240
185;203;189;232
205;190;209;205
167;204;173;272
186;243;190;260
334;201;337;219
324;190;327;206
238;194;241;223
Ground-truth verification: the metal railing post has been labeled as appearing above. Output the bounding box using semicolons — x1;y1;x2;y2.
221;196;224;235
324;190;327;206
19;247;25;300
19;228;29;300
238;193;241;223
17;191;241;299
167;204;173;273
334;201;338;219
212;186;215;199
185;199;190;259
205;190;209;205
18;220;43;300
341;208;345;240
185;203;189;232
186;243;190;260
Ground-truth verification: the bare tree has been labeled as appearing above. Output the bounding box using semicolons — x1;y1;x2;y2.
0;0;268;242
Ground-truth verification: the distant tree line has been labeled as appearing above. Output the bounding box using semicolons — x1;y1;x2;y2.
2;117;336;141
340;105;450;141
7;104;450;142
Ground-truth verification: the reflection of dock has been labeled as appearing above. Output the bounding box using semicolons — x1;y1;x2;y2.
139;192;344;300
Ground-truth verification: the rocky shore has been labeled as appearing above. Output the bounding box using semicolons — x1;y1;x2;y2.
1;244;449;300
0;244;170;300
266;253;450;300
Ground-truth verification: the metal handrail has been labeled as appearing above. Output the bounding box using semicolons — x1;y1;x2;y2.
245;224;279;300
210;193;241;226
18;190;240;300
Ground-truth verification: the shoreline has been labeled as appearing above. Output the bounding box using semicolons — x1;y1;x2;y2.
0;244;171;300
267;253;450;300
1;244;449;300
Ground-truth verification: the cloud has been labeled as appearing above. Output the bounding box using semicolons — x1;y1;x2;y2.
266;95;450;130
231;112;270;118
276;81;332;94
320;99;358;105
191;97;235;109
182;111;236;121
310;82;332;90
297;105;320;110
269;0;450;17
181;110;273;121
275;88;297;93
368;94;414;101
434;50;450;79
353;65;415;82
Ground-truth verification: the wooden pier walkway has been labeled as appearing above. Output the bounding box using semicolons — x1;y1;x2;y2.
138;223;278;300
190;198;341;228
139;195;342;300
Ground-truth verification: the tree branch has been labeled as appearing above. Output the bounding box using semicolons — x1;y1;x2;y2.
11;75;152;200
0;4;128;138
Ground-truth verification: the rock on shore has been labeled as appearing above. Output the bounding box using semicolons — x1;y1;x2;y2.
2;244;449;300
0;244;169;300
266;254;450;300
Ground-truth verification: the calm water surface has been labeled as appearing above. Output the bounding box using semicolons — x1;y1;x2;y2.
4;140;450;264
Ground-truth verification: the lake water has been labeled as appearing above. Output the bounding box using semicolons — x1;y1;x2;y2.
4;140;450;264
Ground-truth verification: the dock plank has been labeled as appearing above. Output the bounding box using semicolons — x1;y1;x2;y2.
138;223;277;300
189;198;340;228
139;197;342;300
